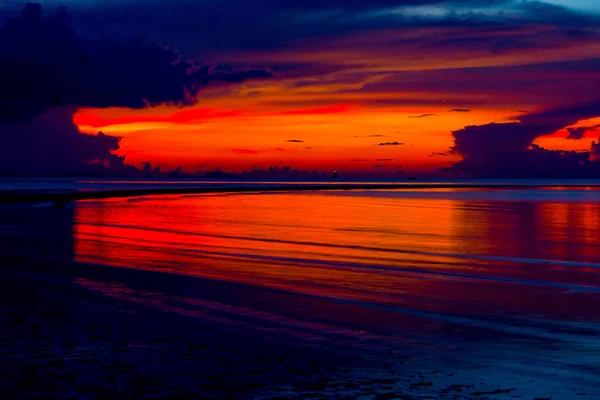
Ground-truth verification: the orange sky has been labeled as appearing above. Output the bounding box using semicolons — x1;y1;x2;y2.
72;23;600;176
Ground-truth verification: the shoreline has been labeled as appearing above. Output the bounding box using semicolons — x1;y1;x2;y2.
3;253;595;399
1;181;600;204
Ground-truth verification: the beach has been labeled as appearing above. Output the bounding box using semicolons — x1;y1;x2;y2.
1;182;600;399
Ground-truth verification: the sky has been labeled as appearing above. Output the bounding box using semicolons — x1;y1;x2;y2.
0;1;599;178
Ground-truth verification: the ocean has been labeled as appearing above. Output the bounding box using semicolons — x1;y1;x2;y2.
1;179;599;398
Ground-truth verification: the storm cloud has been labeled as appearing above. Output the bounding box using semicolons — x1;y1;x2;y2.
448;101;600;177
0;3;271;176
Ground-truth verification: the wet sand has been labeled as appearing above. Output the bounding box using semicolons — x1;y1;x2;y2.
2;254;577;400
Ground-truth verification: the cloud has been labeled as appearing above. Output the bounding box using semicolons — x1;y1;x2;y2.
351;134;388;138
409;114;437;118
430;152;450;156
566;124;600;140
378;141;404;146
592;138;600;161
375;158;394;161
232;148;259;154
447;101;600;177
0;107;137;176
239;166;328;180
141;161;161;176
285;139;304;142
348;59;600;109
42;0;600;60
0;4;271;124
0;3;272;176
448;108;471;112
232;147;287;154
279;104;350;115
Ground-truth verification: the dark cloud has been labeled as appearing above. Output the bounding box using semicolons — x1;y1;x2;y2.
566;124;600;140
351;134;388;138
375;158;394;161
168;166;186;178
448;108;471;112
430;152;450;156
23;0;596;59
378;142;404;146
0;4;271;176
232;149;259;154
592;138;600;160
448;101;600;177
285;139;304;142
409;114;437;118
0;4;270;124
141;162;161;176
373;164;394;168
0;107;137;176
353;59;600;108
240;166;328;180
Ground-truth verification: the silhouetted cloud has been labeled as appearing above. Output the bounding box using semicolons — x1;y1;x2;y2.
409;114;436;118
430;152;450;156
0;107;137;176
239;166;328;180
375;158;394;161
378;142;404;146
447;101;600;177
566;124;600;140
285;139;304;142
0;3;272;176
168;166;186;178
141;162;161;176
592;138;600;160
351;134;388;138
448;109;471;112
204;168;237;179
0;4;271;124
232;149;259;154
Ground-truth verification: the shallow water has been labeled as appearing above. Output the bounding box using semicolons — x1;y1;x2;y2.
2;186;600;398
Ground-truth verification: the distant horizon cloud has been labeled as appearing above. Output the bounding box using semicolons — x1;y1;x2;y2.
409;114;437;118
378;142;404;146
351;134;388;138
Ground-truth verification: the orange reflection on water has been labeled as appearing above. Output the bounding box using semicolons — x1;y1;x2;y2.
73;190;600;323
